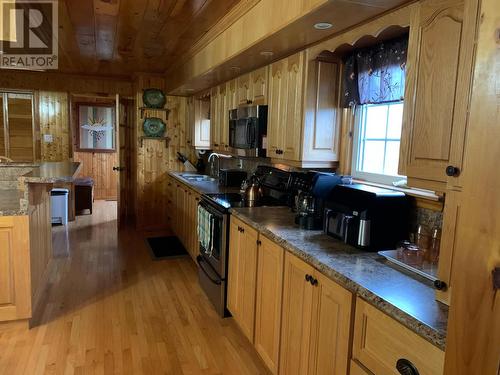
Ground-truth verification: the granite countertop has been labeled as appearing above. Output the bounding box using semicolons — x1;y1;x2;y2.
0;188;27;216
20;161;82;183
0;161;82;216
168;171;240;194
231;206;448;350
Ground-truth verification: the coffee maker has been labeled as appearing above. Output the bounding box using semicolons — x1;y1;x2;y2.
293;172;342;230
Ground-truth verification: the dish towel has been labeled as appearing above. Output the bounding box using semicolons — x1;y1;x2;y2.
197;205;212;254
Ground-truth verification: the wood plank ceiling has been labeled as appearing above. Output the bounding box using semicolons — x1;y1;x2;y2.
55;0;240;77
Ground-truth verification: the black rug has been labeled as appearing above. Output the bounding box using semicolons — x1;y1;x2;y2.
146;236;188;260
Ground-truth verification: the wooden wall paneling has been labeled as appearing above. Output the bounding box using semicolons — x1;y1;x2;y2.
0;70;133;96
443;0;500;372
39;91;71;162
27;183;53;314
134;74;188;230
0;215;31;322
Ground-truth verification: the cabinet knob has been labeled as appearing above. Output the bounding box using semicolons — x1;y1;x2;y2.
214;143;219;147
305;274;312;282
396;358;420;375
445;165;460;177
433;279;447;291
311;278;318;286
256;240;262;246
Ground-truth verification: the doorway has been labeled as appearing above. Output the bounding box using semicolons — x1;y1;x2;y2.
70;94;135;227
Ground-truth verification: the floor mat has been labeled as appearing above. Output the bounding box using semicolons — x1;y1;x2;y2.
146;236;189;260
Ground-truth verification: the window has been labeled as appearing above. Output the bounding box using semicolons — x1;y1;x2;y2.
76;103;116;152
0;92;35;162
352;101;405;185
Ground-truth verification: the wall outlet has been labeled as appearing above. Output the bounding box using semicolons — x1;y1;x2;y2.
43;134;54;143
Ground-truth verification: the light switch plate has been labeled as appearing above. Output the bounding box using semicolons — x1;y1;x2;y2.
43;134;54;143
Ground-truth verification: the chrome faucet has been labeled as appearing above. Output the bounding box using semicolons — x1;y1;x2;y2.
208;152;232;178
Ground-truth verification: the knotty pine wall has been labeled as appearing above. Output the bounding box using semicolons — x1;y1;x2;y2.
134;74;192;230
39;91;71;162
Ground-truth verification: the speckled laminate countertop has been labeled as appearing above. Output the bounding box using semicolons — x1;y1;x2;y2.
0;161;82;216
231;206;448;350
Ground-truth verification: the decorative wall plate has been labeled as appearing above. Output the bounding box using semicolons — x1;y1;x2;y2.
143;88;166;108
143;117;166;137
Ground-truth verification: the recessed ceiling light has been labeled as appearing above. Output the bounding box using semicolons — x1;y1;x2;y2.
260;51;274;57
314;22;333;30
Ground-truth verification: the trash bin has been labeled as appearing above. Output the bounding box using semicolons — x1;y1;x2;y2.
51;188;69;225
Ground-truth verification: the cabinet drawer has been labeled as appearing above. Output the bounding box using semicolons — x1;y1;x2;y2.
353;298;444;375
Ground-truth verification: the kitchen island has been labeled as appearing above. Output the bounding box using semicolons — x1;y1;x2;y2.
0;161;81;324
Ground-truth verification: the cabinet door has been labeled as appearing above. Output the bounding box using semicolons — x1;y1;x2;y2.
227;79;238;110
255;235;284;374
0;216;31;322
302;58;341;163
219;84;230;151
400;0;472;189
308;271;353;375
251;66;269;105
210;87;221;150
186;96;194;147
268;59;287;158
194;99;211;149
227;218;258;342
279;251;315;375
237;73;251;105
283;52;305;161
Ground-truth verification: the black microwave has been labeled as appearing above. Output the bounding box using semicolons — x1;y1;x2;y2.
229;105;267;157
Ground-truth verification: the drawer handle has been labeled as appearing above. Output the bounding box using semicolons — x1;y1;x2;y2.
396;358;419;375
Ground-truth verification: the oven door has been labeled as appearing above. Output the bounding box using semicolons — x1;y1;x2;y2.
198;200;228;278
196;255;227;317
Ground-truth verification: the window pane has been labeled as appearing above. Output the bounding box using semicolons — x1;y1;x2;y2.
387;102;404;139
384;141;401;176
7;93;34;162
0;95;4;156
361;140;385;174
364;105;388;139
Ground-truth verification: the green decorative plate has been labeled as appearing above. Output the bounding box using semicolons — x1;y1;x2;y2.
143;117;166;137
143;88;166;109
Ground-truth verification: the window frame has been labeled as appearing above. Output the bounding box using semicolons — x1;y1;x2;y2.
351;101;406;185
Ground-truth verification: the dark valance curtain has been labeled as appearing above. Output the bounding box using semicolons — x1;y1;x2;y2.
342;35;408;107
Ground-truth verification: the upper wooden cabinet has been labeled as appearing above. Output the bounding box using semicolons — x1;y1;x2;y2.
399;0;475;191
268;51;341;167
190;92;210;149
210;86;222;150
237;68;269;106
250;66;269;105
280;252;353;375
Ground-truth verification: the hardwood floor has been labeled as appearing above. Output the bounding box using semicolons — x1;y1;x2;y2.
0;201;269;375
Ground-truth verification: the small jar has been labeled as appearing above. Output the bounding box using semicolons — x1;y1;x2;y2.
401;243;424;268
429;227;441;263
415;224;431;258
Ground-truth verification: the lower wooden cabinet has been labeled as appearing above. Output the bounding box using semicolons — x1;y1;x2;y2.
350;360;373;375
169;178;200;261
280;252;353;375
227;217;259;342
352;298;444;375
0;216;31;322
254;235;284;374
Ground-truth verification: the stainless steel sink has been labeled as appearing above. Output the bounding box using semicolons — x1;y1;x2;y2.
180;174;216;182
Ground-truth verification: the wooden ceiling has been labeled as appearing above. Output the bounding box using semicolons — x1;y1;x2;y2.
54;0;240;77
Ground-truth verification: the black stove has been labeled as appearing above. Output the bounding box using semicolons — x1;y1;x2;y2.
203;192;284;210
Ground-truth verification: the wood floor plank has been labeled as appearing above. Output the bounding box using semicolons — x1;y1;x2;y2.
0;201;269;374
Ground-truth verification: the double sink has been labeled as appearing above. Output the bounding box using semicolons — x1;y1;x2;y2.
179;174;216;182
